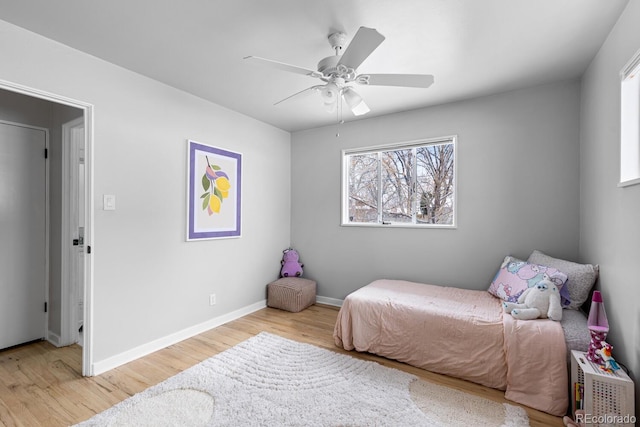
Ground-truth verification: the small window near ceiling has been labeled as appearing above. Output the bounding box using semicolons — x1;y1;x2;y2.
619;49;640;187
342;136;456;228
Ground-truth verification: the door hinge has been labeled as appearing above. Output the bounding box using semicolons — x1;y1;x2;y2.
44;302;48;313
44;148;48;159
87;245;92;254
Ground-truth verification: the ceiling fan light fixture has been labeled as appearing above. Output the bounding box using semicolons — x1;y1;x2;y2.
320;82;339;103
343;87;370;116
323;100;337;113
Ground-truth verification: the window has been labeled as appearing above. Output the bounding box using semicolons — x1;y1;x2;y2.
620;49;640;187
342;136;456;227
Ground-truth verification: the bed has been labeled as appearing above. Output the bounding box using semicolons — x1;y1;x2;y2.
333;278;591;417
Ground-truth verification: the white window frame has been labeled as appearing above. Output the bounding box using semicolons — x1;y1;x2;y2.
619;48;640;188
341;135;457;228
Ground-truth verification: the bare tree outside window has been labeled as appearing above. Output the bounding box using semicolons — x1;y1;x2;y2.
344;137;456;227
382;149;412;223
417;144;454;224
347;153;378;223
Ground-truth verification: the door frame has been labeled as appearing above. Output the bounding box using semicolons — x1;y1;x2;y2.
0;78;95;376
0;119;50;347
60;116;84;348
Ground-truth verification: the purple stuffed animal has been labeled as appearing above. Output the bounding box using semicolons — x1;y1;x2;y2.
280;248;303;277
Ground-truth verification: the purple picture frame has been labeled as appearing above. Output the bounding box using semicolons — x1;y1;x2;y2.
187;140;242;240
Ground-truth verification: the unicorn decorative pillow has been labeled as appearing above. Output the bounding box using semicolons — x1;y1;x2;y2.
488;255;570;306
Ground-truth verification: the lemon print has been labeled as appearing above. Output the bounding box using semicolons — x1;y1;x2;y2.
200;163;231;215
216;177;231;192
209;194;221;213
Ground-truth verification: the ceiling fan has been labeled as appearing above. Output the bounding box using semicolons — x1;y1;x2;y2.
244;26;434;117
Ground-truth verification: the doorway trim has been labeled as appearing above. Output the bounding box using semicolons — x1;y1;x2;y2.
0;78;95;376
61;116;84;348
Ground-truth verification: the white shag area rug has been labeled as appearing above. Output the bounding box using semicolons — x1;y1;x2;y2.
76;332;529;426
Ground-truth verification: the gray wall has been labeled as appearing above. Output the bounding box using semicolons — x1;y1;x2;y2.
0;19;291;367
579;0;640;411
291;80;581;300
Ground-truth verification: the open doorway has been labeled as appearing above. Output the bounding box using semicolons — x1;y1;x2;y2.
0;80;93;376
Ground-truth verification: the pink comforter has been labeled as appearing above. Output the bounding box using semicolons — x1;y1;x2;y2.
333;279;568;416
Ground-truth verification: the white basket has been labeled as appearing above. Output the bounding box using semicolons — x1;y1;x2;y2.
571;350;635;426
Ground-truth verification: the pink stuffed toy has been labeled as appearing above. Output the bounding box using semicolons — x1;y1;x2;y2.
280;248;303;277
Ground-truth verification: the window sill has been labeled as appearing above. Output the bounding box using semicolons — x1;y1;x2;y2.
618;177;640;188
340;222;457;230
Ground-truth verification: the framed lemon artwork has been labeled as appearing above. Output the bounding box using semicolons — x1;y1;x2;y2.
187;139;242;240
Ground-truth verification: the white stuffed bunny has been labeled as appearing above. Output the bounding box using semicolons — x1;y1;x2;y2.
502;278;563;321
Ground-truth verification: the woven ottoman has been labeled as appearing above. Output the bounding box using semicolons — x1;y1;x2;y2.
267;277;316;313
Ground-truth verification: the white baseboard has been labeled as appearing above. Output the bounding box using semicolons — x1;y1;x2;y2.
47;331;62;347
91;299;267;375
316;295;343;307
91;295;344;375
48;329;77;348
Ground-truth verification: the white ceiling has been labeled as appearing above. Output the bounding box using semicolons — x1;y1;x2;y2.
0;0;629;132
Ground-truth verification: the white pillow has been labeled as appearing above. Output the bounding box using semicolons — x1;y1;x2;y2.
527;250;599;310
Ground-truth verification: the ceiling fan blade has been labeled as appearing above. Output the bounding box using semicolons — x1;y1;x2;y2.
337;27;385;70
359;74;435;88
244;56;323;79
274;85;324;106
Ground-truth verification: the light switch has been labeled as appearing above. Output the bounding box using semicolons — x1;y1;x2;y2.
103;194;116;211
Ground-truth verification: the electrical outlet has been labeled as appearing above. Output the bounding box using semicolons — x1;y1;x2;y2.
209;294;216;306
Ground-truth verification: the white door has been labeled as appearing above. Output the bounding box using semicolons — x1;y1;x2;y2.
0;121;47;350
74;130;85;335
61;117;85;346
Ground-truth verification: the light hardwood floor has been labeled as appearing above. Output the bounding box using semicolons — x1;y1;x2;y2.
0;304;564;426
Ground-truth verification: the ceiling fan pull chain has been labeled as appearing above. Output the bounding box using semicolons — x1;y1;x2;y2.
336;92;345;137
339;91;345;124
